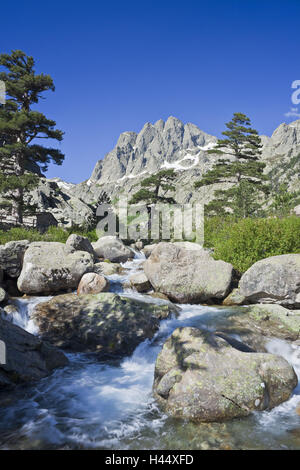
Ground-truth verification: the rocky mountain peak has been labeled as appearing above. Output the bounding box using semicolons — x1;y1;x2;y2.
88;116;217;185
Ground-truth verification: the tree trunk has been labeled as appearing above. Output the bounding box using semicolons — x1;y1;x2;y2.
13;152;24;224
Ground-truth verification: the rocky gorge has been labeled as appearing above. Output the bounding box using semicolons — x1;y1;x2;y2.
0;235;300;449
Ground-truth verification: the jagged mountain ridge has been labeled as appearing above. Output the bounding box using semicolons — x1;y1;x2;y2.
88;116;218;185
23;116;300;226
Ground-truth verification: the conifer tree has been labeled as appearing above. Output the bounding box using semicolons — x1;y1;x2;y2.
129;169;176;205
195;113;268;217
0;50;64;223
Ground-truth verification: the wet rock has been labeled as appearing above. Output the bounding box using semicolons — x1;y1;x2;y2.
153;327;297;422
77;272;109;295
129;272;151;293
144;242;233;303
245;304;300;340
0;317;68;390
0;288;7;305
92;236;134;263
0;240;29;278
148;292;170;301
223;288;246;306
33;292;175;357
135;241;144;250
93;261;122;276
17;242;94;295
2;303;19;319
143;244;158;258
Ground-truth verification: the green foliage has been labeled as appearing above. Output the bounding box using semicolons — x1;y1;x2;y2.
205;216;300;273
268;183;300;217
195;113;269;217
129;169;177;205
207;112;263;160
0;50;64;222
0;226;98;245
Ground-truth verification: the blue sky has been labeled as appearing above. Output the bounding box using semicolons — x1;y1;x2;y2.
1;0;300;183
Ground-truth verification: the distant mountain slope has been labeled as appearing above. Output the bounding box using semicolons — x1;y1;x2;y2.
9;117;300;227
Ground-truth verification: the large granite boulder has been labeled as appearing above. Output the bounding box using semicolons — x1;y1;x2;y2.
0;240;30;278
17;242;94;295
77;272;109;295
153;327;297;422
0;317;68;390
239;254;300;307
92;236;134;263
33;292;176;357
144;242;233;303
65;233;97;260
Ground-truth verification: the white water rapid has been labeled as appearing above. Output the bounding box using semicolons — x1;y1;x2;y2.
0;252;300;450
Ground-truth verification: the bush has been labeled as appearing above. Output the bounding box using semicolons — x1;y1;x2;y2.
206;216;300;273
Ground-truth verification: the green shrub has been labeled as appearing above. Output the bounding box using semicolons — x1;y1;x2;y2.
0;225;99;245
208;216;300;273
0;227;44;244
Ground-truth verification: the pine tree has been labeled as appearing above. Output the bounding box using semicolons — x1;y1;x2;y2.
269;183;300;217
0;50;64;223
129;169;176;205
195;113;268;217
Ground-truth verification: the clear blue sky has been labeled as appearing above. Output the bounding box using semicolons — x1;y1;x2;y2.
1;0;300;183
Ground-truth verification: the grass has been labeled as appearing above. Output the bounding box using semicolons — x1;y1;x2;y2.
0;226;99;245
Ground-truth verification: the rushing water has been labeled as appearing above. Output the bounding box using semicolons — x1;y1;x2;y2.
0;254;300;450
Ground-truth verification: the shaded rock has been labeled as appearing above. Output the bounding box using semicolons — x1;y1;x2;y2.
148;292;170;301
143;244;158;258
153;327;297;422
245;304;300;340
93;261;122;276
65;233;97;260
144;242;233;303
239;254;300;307
206;304;300;354
4;279;21;297
17;242;94;295
32;292;175;356
0;288;7;305
135;241;144;250
223;288;246;306
131;241;144;251
129;272;151;293
0;317;68;390
0;240;29;278
77;272;109;295
92;236;134;263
